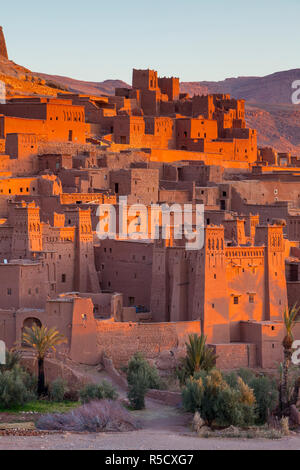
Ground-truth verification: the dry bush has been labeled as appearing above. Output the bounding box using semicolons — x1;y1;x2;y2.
280;417;290;436
36;400;138;433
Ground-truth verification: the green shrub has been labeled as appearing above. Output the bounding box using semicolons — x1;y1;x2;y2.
0;350;22;372
0;366;37;409
224;369;278;424
236;368;256;384
126;353;161;410
248;375;278;424
79;381;118;404
127;368;148;410
127;353;161;390
182;376;204;412
182;369;256;428
49;378;69;402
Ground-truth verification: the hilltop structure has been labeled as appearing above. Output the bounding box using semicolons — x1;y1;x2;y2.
54;68;257;168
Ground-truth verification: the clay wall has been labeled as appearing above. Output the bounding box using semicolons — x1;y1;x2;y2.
95;240;153;310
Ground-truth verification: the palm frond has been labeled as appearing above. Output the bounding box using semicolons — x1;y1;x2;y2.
22;325;67;359
283;304;300;341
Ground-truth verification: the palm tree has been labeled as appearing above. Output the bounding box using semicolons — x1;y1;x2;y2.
177;334;217;384
281;304;300;412
22;325;67;397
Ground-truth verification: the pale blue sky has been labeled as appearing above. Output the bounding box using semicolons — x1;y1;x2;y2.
1;0;299;83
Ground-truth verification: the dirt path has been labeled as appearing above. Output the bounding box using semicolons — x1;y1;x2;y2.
0;429;300;450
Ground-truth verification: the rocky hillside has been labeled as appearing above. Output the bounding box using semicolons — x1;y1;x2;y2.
245;103;300;154
0;56;66;97
181;69;300;105
37;73;129;97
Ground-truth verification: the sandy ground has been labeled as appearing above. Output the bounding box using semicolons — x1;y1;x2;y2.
1;403;300;450
1;429;300;450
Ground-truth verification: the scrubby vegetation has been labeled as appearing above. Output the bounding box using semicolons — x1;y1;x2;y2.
0;350;37;410
36;400;137;432
183;368;279;428
183;369;256;427
225;369;278;424
49;378;69;403
126;353;161;410
79;381;118;404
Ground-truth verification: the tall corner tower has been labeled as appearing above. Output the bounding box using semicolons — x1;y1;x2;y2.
0;26;8;59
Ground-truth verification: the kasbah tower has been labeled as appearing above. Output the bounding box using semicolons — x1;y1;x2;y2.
0;24;299;381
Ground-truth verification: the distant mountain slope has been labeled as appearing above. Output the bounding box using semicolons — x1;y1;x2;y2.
37;73;129;97
245;103;300;154
181;69;300;105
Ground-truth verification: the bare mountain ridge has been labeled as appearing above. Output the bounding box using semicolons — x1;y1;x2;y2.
181;69;300;105
37;72;129;97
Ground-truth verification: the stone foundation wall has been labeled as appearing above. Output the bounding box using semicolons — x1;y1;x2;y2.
209;343;257;370
96;319;202;368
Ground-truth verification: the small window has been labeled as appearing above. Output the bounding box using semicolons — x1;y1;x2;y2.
7;288;12;296
61;274;66;283
234;296;239;305
249;294;255;304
